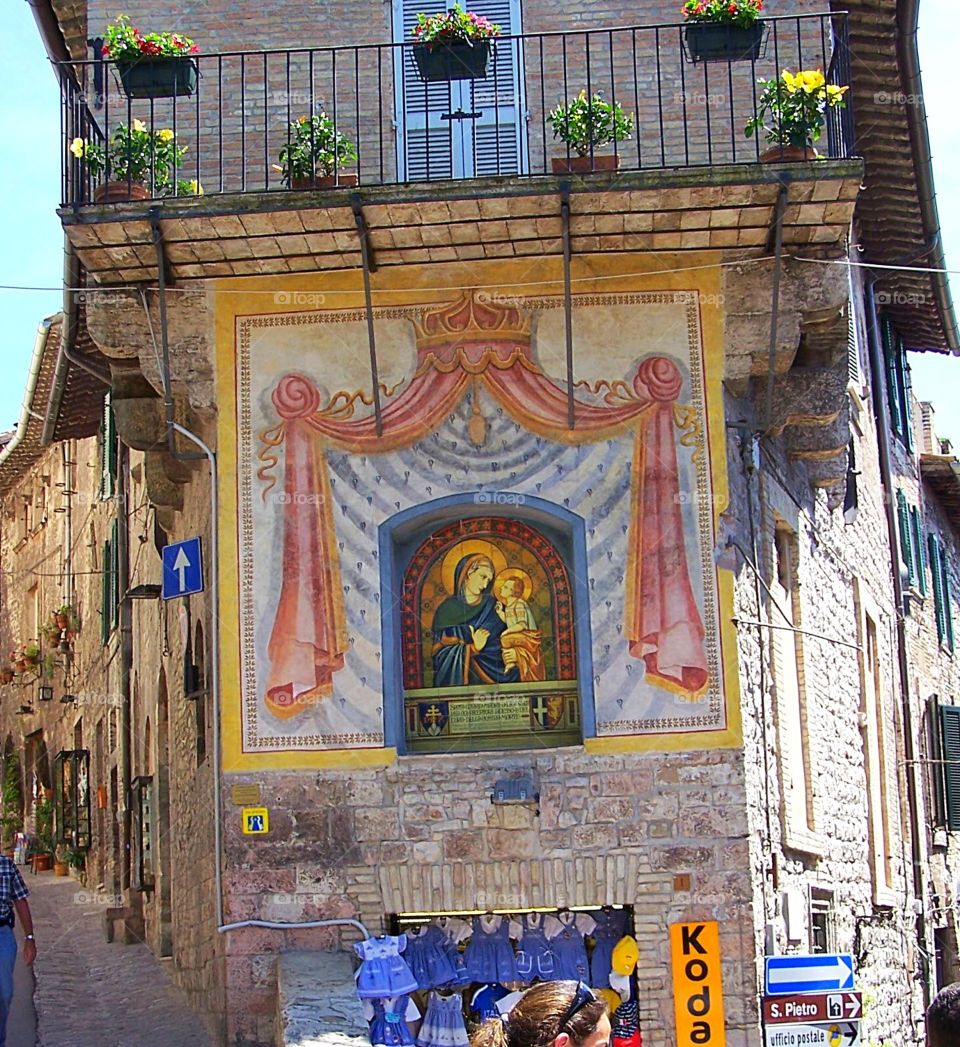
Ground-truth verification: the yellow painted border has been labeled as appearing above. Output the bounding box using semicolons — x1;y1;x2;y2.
215;253;742;771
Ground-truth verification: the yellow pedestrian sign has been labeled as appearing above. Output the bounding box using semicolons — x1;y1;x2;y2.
242;807;269;834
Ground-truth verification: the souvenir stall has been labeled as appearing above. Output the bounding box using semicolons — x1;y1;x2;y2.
353;907;642;1047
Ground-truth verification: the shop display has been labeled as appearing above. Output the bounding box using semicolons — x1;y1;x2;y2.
355;934;420;998
359;906;641;1047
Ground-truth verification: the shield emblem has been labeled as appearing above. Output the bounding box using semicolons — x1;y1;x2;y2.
419;701;448;736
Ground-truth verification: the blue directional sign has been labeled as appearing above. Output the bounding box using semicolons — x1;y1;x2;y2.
161;536;204;600
765;954;855;996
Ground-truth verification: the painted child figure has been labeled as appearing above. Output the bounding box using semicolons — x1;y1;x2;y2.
494;574;545;682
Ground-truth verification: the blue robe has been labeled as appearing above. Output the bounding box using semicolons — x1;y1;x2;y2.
431;593;521;687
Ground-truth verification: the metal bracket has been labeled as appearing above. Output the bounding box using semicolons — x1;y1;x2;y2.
351;194;384;437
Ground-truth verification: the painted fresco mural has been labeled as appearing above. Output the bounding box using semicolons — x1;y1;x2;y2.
231;266;726;753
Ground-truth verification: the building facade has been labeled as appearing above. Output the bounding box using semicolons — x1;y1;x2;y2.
4;0;956;1044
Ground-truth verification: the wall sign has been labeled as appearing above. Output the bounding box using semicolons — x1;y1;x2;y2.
670;921;726;1046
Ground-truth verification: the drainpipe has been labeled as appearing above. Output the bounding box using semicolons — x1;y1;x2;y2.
864;278;929;1016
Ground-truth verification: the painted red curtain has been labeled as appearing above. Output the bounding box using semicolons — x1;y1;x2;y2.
258;309;707;719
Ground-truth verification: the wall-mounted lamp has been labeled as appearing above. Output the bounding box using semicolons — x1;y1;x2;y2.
59;693;77;705
38;685;54;702
16;705;34;716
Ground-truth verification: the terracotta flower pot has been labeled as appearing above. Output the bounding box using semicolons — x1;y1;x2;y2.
93;180;152;203
759;144;818;163
53;861;68;877
54;613;69;630
289;173;359;190
551;153;622;175
0;671;13;685
33;854;53;873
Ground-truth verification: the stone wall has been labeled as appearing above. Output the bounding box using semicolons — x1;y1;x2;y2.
221;747;755;1047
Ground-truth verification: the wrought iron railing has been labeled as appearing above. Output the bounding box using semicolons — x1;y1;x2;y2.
58;12;854;207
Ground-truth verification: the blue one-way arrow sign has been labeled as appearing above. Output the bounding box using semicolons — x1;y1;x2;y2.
765;954;855;996
161;537;204;600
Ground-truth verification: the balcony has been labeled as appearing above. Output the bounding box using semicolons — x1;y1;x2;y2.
57;12;861;285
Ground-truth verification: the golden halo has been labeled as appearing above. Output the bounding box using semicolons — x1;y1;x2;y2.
494;568;533;602
440;540;507;597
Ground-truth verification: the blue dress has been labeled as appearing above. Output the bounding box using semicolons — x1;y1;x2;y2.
589;908;629;984
416;991;469;1047
514;913;557;980
366;996;418;1047
546;912;593;982
404;924;463;990
463;915;519;984
354;934;419;998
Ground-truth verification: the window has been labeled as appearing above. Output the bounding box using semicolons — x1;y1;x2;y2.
130;775;155;891
809;890;835;953
859;611;895;901
100;520;120;645
881;318;914;450
771;524;816;848
896;491;926;594
929;533;955;652
393;0;526;181
939;704;960;831
53;749;91;849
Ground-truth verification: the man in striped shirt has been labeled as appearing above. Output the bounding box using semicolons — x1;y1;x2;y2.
0;854;34;1046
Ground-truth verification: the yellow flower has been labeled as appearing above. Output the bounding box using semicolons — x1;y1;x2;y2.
69;137;86;158
298;115;309;124
132;119;147;134
796;69;826;93
158;128;174;142
186;179;204;195
826;84;849;102
780;70;799;93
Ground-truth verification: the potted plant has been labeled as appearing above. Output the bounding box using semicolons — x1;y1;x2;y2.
277;113;359;189
745;68;848;162
0;758;21;857
411;3;501;81
682;0;765;63
62;846;87;879
102;14;199;99
69;121;192;202
53;605;80;632
547;91;634;173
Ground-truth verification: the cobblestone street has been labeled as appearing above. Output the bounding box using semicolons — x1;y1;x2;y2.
18;870;214;1047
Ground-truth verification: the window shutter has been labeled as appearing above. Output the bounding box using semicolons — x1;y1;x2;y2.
929;695;946;827
943;539;955;653
897;490;915;586
939;704;960;831
100;539;111;646
931;533;948;646
100;394;116;500
911;507;927;596
881;319;904;439
469;0;524;177
846;303;862;386
902;351;915;453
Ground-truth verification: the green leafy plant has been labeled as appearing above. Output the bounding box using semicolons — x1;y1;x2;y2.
0;757;22;851
745;69;848;148
412;3;501;47
276;113;358;184
682;0;764;27
547;91;634;157
69;121;192;194
62;845;87;871
101;14;198;61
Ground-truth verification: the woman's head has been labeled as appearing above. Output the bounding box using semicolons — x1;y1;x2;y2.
456;555;495;598
471;981;610;1047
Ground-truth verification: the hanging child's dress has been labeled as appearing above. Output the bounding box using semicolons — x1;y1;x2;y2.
416;991;469;1047
514;912;557;981
463;915;519;984
364;996;421;1047
404;924;462;990
354;934;419;998
589;908;629;984
611;997;641;1047
545;911;595;982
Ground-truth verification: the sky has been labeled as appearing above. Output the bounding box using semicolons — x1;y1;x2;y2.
0;1;957;439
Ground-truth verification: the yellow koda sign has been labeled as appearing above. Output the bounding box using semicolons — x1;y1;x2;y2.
670;921;726;1045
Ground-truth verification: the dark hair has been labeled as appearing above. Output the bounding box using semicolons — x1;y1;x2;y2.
928;982;960;1047
470;981;607;1047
